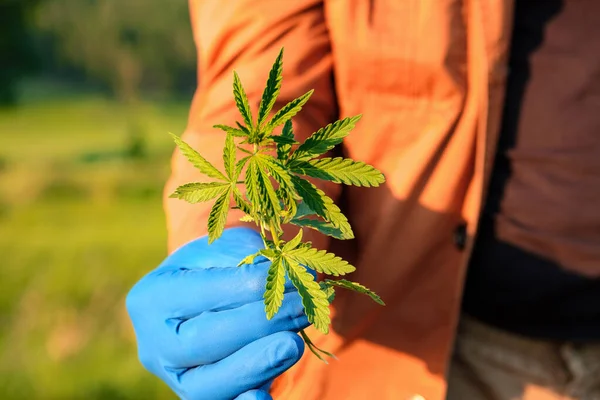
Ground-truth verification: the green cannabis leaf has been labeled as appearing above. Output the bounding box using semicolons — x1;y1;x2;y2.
267;89;313;132
285;257;331;334
291;175;354;239
264;256;286;319
290;218;345;240
169;48;385;361
233;72;254;129
324;279;385;306
286;246;356;276
288;115;362;164
207;187;232;243
276;120;295;160
169;132;227;181
169;182;230;203
223;132;237;180
213;124;247;137
291;157;386;187
257;49;284;128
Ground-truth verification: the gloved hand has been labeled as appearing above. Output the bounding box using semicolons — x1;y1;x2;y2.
126;227;310;400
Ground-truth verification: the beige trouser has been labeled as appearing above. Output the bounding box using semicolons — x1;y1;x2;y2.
446;316;600;400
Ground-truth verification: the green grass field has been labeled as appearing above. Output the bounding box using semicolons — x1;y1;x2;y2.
0;94;188;399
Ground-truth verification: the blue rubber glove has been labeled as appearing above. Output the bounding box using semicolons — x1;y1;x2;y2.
126;227;310;400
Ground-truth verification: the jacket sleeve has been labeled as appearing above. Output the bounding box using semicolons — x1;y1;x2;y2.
164;0;340;253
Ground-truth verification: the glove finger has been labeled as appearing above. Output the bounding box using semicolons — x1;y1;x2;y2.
171;331;304;400
129;259;296;319
162;227;265;270
235;390;273;400
258;378;274;391
163;291;309;367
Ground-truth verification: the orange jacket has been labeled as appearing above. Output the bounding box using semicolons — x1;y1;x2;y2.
164;1;515;399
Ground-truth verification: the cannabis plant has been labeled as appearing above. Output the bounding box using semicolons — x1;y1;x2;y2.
169;49;385;361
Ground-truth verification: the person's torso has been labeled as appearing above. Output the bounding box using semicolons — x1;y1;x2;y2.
278;1;514;399
463;0;600;341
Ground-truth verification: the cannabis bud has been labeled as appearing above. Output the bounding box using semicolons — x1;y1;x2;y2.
170;49;384;361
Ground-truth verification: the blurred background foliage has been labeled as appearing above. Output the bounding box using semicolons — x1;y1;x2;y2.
1;0;196;398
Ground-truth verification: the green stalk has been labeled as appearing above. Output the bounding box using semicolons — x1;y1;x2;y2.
269;221;281;248
300;330;337;363
258;221;268;248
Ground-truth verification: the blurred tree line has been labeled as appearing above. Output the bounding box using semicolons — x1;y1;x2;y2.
0;0;196;105
0;0;40;104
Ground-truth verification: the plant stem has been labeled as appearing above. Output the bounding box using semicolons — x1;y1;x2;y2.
269;221;281;248
258;221;268;248
299;330;337;363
